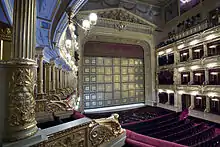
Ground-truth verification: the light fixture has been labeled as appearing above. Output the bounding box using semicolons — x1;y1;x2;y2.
183;74;188;77
182;52;188;56
212;98;219;101
209;45;217;49
65;39;72;48
66;53;71;60
195;73;202;76
196;96;202;100
89;13;98;25
194;49;201;52
82;19;91;30
211;72;218;75
180;0;191;4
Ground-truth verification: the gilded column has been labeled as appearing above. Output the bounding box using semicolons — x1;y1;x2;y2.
63;70;65;89
205;96;210;112
37;55;44;94
59;67;63;90
2;0;38;141
50;61;56;93
45;63;51;94
56;67;60;91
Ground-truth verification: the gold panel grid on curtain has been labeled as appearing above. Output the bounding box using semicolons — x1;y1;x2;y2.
83;56;145;109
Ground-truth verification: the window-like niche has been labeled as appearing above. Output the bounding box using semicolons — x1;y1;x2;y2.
194;95;206;111
209;69;220;85
209;7;220;27
210;97;220;115
193;70;205;85
181;72;190;85
159;92;168;104
207;40;220;57
158;70;174;85
182;94;191;110
158;55;167;66
169;93;174;105
180;49;189;62
192;45;204;60
167;53;174;64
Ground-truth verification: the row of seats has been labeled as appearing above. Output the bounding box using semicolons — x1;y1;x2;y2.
124;111;220;147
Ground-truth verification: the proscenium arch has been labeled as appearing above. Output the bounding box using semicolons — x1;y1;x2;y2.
78;34;156;111
76;8;157;112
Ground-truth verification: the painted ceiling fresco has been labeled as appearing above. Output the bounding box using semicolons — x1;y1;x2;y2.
0;0;84;70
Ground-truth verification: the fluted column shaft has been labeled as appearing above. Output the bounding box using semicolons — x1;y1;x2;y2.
2;0;38;142
12;0;36;59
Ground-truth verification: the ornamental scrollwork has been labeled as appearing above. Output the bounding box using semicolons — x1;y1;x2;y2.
8;67;36;127
89;114;125;147
0;26;12;41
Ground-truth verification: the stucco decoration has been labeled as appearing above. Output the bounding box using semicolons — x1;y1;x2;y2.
81;0;162;25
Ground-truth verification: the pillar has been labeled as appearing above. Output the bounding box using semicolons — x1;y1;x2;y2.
37;55;44;94
205;68;209;85
205;96;210;112
45;63;51;94
189;47;193;60
175;93;182;111
50;61;56;93
174;68;180;85
59;67;62;90
203;43;208;57
63;70;65;89
190;95;195;109
66;71;69;88
174;45;179;64
56;67;60;91
1;0;38;141
190;71;194;84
